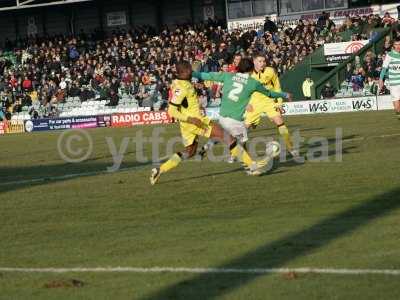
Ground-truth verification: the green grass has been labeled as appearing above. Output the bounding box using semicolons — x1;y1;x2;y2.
0;110;399;299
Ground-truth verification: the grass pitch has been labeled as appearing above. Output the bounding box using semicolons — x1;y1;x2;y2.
0;110;399;299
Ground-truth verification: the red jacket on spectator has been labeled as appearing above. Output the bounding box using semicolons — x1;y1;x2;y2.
122;73;133;84
95;74;104;83
227;64;238;73
9;77;17;88
22;79;32;90
382;13;395;25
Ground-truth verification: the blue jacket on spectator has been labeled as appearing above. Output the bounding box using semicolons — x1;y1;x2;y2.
69;47;79;60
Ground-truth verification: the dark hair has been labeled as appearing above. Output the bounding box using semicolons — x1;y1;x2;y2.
175;61;192;80
238;58;254;73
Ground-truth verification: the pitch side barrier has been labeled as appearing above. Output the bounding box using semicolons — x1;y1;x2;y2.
1;111;173;134
205;95;394;120
0;96;393;135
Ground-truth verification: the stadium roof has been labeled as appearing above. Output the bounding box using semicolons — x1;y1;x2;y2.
0;0;93;11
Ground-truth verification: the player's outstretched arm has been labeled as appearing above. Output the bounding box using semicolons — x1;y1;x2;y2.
379;68;387;90
255;82;291;100
379;54;391;90
192;71;226;83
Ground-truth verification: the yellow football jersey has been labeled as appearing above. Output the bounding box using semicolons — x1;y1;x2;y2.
170;79;203;120
245;67;282;125
169;79;212;146
251;67;281;92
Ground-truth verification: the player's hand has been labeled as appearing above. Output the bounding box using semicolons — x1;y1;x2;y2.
286;93;293;102
378;79;384;91
246;104;254;112
187;117;205;128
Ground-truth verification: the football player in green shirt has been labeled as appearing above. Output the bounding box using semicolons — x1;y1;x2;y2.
193;58;292;159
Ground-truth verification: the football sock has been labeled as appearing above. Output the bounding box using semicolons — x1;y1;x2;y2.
160;153;182;173
277;124;294;152
229;140;254;167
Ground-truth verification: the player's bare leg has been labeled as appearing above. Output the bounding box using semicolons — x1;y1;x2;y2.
208;122;268;175
197;139;217;160
393;100;400;119
150;141;198;185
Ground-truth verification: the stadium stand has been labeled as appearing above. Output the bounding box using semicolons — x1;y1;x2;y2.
0;13;398;122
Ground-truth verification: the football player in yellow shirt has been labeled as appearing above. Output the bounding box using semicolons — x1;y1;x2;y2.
150;61;267;185
244;53;298;157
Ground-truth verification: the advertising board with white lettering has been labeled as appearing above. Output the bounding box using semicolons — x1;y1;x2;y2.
206;97;378;119
24;119;50;132
48;116;98;130
277;3;398;25
106;11;127;27
281;97;377;115
111;111;173;127
324;40;369;64
25;116;100;132
96;115;112;128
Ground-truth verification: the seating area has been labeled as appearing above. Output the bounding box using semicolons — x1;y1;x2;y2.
10;97;152;121
335;81;378;98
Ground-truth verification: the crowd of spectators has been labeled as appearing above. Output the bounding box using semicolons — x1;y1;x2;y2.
330;23;400;99
303;12;400;99
0;11;398;120
338;12;397;42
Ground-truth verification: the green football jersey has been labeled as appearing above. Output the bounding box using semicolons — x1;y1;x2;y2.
193;71;287;121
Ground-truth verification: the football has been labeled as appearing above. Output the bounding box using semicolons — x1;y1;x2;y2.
266;141;281;158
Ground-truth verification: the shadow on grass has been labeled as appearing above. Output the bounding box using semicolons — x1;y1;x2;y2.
0;133;359;194
270;134;359;170
142;187;400;300
160;168;288;184
0;160;153;195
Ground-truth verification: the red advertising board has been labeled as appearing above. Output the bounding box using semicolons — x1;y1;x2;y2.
111;111;173;128
0;121;5;134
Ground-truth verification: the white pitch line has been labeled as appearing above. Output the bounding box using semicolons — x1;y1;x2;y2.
0;267;400;275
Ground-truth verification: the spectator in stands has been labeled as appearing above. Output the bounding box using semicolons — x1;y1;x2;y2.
351;69;365;91
396;5;400;21
228;53;241;72
302;77;314;100
106;89;119;107
363;15;378;37
364;77;379;95
317;11;335;34
363;54;378;78
264;16;277;34
345;63;354;82
383;35;392;53
321;82;335;99
197;83;209;110
382;12;396;27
